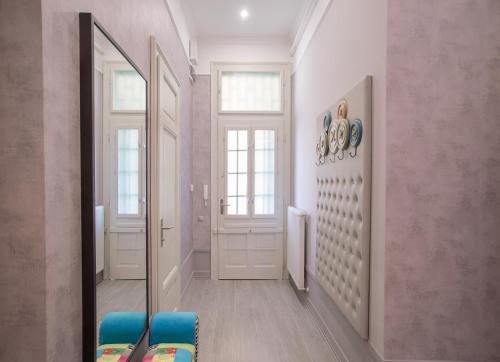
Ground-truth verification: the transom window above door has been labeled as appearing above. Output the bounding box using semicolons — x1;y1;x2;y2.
219;71;283;113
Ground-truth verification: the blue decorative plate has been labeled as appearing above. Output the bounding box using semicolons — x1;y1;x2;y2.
349;119;363;147
323;111;332;131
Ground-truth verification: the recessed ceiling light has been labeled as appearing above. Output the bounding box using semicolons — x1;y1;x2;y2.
240;8;249;19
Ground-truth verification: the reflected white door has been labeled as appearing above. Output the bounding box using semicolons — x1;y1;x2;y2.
157;55;180;311
217;122;284;279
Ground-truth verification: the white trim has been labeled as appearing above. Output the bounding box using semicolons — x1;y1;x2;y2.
193;270;211;279
290;0;333;73
289;0;318;56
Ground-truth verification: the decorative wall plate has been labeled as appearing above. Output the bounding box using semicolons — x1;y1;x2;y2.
319;131;328;156
349;119;363;147
337;99;348;119
337;118;350;150
328;119;340;154
323;111;332;131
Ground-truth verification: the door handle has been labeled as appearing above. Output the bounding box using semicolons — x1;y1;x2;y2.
220;198;231;215
160;219;174;247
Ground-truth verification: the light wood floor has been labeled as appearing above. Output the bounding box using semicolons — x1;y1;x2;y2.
96;279;147;340
181;279;336;362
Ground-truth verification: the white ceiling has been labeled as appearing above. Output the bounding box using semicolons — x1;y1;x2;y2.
182;0;308;39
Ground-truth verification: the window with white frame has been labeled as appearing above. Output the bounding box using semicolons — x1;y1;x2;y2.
117;128;140;216
225;128;277;218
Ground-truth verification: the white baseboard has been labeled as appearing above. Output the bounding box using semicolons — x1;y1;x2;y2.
193;270;210;279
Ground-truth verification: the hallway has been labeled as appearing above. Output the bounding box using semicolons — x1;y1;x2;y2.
181;279;336;362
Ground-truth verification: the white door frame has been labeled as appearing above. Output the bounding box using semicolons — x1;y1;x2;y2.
150;37;181;312
210;62;292;280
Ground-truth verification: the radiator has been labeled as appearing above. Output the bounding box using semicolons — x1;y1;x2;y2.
287;206;307;291
95;205;105;274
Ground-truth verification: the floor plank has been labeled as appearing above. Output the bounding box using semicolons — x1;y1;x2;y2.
181;279;337;362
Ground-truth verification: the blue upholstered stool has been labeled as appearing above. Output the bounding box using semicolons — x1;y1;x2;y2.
142;312;199;362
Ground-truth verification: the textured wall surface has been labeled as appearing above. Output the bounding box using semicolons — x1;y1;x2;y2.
385;1;500;361
0;1;47;360
191;75;211;252
1;0;194;359
292;0;387;356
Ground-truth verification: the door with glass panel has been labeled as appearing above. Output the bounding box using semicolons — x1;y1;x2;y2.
103;63;147;280
214;65;290;280
218;124;284;279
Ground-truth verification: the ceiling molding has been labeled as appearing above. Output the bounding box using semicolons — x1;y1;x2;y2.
290;0;318;56
290;0;333;72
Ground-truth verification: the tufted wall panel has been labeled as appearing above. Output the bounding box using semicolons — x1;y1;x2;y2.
316;77;372;339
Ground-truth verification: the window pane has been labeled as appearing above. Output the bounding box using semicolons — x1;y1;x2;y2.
220;71;282;112
254;130;275;215
227;196;237;215
227;174;237;196
227;130;238;150
238;174;247;195
113;70;146;111
237;197;247;215
238;130;248;149
227;151;238;173
226;129;248;216
255;196;274;215
118;128;139;215
238;151;247;173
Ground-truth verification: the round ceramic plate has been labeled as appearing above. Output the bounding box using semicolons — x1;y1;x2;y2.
349;119;363;147
319;131;328;156
323;111;332;131
328;119;340;154
338;118;350;150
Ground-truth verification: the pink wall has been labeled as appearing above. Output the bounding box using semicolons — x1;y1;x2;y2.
385;1;500;360
191;75;211;251
292;0;388;356
0;1;47;360
2;0;193;359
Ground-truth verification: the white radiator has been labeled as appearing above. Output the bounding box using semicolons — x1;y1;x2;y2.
287;206;307;290
95;205;104;274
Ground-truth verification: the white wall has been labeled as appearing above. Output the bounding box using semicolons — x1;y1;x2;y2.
292;0;387;356
195;37;291;75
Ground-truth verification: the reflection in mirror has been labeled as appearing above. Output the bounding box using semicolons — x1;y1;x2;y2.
93;24;147;352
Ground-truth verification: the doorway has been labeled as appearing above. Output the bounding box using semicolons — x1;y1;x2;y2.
210;63;292;280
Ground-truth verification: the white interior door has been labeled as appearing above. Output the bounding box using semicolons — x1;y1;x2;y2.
156;53;181;311
217;122;284;279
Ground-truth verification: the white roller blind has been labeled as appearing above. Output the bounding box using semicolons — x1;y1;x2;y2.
113;70;146;111
220;71;282;112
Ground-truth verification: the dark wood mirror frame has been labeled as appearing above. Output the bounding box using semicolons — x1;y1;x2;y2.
79;12;149;362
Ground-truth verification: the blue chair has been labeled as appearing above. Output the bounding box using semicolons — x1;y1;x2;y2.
97;312;147;361
142;312;199;362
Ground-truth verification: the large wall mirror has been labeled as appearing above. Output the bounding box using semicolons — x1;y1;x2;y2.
80;13;149;361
